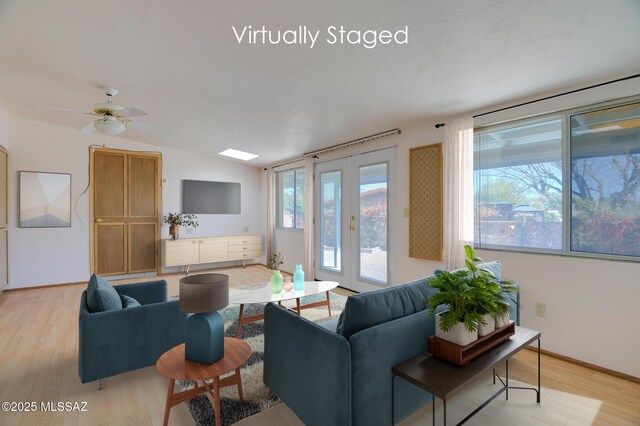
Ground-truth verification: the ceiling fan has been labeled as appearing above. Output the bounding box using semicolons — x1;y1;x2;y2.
34;86;150;136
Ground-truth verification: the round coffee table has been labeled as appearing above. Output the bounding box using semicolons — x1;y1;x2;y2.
156;337;251;426
229;280;339;337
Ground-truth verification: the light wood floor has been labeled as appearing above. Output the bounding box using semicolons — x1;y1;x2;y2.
0;265;638;425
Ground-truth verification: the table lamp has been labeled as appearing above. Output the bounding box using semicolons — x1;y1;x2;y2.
179;273;229;364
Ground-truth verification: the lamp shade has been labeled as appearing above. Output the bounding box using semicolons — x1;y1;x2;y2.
93;116;126;135
179;273;229;313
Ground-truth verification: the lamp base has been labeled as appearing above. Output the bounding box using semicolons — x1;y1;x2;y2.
185;311;224;364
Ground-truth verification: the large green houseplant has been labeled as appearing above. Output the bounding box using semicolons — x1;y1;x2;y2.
463;245;518;335
426;245;518;345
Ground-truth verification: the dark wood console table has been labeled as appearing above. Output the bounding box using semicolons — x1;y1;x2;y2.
392;326;541;425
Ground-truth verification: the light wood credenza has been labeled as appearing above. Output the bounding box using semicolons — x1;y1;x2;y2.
163;235;262;272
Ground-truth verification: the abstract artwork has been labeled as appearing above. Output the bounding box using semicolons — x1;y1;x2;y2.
19;171;71;228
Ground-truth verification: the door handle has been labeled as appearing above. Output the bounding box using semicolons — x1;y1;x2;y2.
349;224;356;231
95;218;104;223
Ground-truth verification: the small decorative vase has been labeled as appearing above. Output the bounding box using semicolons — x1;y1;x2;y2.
270;270;283;293
293;264;304;290
283;277;293;292
169;225;179;240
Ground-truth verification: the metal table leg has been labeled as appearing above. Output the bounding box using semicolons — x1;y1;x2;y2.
506;359;509;401
537;338;541;403
391;373;395;425
443;399;446;425
432;394;435;425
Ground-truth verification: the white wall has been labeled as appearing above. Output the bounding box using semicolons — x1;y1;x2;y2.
7;117;265;288
272;229;304;274
271;77;640;377
0;104;7;149
478;250;640;377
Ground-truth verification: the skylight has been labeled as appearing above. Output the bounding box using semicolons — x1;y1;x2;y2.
219;149;258;161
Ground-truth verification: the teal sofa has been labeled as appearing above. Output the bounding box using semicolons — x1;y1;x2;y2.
263;262;519;425
78;277;188;384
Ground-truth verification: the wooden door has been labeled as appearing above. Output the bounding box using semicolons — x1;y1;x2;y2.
91;148;161;276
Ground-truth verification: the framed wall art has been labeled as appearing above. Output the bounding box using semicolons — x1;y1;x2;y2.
19;171;71;228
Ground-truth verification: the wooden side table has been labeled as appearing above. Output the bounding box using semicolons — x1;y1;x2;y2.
156;338;252;426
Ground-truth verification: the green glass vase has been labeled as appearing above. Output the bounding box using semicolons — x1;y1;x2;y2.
271;270;283;293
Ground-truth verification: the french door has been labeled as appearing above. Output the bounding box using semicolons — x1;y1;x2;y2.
314;148;396;292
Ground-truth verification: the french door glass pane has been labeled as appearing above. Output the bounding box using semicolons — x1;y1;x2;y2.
295;169;305;229
359;163;387;283
321;171;341;272
570;102;640;257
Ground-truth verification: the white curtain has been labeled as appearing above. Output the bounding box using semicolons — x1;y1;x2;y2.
303;158;314;279
266;168;274;268
443;117;474;269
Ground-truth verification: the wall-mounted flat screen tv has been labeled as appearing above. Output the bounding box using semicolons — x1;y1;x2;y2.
182;180;241;214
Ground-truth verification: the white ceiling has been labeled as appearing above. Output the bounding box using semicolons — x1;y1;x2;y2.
0;0;639;166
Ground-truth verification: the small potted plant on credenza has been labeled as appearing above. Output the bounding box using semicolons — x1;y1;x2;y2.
163;212;199;240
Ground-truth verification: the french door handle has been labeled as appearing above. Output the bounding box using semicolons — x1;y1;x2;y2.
95;218;104;223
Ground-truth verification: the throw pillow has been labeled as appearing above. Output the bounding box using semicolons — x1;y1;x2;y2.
336;310;346;335
120;294;141;308
86;274;123;313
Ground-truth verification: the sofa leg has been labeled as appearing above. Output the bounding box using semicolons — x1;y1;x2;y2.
98;379;103;390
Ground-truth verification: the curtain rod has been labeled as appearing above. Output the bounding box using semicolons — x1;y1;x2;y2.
268;128;401;169
434;73;640;128
269;157;305;170
303;129;401;158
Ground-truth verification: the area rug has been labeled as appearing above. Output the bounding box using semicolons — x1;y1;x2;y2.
180;292;347;426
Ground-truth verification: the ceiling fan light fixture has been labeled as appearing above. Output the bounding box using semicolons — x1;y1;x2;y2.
94;116;126;135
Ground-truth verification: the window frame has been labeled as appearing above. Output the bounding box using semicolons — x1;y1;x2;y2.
474;95;640;263
275;167;305;231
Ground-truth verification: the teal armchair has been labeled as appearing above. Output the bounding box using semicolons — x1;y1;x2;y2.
78;279;188;385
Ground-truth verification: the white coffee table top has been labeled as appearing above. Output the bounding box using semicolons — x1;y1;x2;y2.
229;281;339;305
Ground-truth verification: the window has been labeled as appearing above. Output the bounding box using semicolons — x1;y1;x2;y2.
570;103;640;257
475;99;640;260
276;168;304;229
475;118;563;250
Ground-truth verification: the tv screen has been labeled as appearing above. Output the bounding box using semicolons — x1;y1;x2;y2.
182;180;241;214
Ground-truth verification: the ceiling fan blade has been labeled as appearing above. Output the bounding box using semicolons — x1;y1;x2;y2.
118;107;148;118
128;120;164;137
79;122;95;134
31;104;87;114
